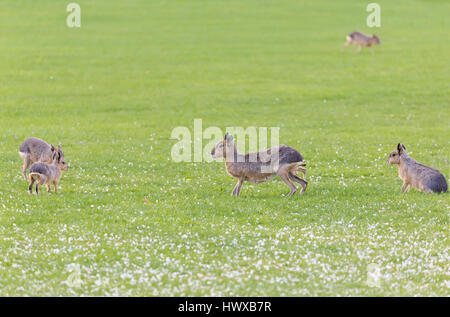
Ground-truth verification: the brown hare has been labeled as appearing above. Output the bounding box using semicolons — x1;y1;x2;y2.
28;150;69;195
342;31;380;53
211;133;307;197
387;143;447;193
19;137;66;180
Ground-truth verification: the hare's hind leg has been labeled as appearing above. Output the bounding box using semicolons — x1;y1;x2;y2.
36;176;47;195
294;167;307;178
289;172;308;195
28;176;36;194
277;166;297;197
21;153;31;180
342;37;352;52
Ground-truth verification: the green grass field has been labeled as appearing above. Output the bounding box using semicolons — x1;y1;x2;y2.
0;0;448;296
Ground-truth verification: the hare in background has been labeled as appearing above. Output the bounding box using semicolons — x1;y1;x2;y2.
342;31;380;53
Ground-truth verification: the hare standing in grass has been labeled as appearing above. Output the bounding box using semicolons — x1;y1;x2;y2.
211;133;307;197
342;31;380;53
28;150;69;195
387;143;447;193
19;137;66;180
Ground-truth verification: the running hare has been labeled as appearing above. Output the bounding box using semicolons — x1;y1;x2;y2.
342;31;380;53
211;133;307;197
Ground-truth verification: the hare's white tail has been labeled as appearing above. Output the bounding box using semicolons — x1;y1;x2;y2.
29;172;42;182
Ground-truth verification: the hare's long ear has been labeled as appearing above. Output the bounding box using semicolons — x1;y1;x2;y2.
58;142;62;149
50;144;56;152
224;132;229;140
224;132;233;142
52;151;57;162
397;143;405;154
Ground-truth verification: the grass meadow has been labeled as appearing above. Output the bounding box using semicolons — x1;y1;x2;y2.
0;0;448;296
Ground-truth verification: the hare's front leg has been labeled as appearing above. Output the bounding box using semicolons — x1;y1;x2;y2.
28;177;36;195
401;182;410;193
289;172;308;195
232;179;243;197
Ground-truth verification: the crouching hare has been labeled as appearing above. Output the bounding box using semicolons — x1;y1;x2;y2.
19;137;66;180
211;133;307;197
28;150;69;195
387;143;447;193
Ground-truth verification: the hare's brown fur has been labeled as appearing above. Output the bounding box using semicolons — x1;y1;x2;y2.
211;133;307;197
387;143;447;194
342;31;380;53
19;138;67;180
28;150;69;195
